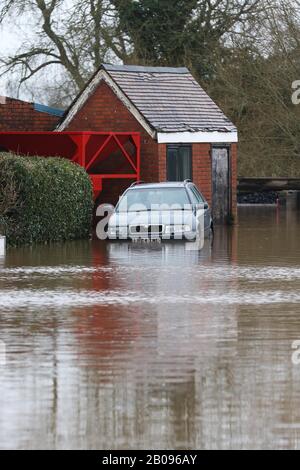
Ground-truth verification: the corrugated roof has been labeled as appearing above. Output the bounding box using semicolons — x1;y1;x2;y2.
102;64;236;133
34;103;64;117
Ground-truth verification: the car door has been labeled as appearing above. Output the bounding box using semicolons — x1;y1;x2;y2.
187;184;210;233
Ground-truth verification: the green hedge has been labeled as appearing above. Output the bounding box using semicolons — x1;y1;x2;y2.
0;153;94;246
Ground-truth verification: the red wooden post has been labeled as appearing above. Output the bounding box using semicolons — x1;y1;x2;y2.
132;134;141;181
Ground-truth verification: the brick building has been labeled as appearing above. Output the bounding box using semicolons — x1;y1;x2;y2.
58;64;238;222
0;65;238;222
0;96;62;133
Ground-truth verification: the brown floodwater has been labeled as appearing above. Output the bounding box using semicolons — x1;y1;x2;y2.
0;203;300;450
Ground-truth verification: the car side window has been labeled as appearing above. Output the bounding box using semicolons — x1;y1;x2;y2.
188;187;198;204
188;185;204;203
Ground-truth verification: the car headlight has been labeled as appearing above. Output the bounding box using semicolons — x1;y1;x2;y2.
118;227;128;237
108;226;128;237
165;225;191;234
108;227;117;236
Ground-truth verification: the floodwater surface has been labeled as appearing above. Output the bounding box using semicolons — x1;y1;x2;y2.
0;204;300;449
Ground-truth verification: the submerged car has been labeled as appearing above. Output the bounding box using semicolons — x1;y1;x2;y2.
107;181;213;241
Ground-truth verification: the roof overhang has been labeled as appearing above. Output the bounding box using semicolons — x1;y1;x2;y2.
57;69;156;138
157;131;238;144
57;64;238;144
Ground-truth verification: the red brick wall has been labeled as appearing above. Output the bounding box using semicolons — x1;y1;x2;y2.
66;81;159;183
158;143;167;182
0;97;59;131
193;143;212;205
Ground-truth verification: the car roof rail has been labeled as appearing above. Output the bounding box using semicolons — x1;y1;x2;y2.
183;179;193;185
130;180;146;187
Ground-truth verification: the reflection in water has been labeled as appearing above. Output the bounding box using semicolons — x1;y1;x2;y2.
0;206;300;449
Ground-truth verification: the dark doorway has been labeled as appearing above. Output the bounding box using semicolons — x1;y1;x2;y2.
212;146;230;223
167;145;192;181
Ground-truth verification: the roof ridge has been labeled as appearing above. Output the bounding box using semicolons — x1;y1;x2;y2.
102;64;190;74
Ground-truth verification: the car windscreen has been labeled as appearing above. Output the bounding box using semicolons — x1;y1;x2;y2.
116;188;191;212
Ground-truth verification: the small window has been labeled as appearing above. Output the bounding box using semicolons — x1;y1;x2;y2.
167;145;192;181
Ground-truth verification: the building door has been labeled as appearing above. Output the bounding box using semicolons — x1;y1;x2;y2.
167;145;192;181
212;146;230;223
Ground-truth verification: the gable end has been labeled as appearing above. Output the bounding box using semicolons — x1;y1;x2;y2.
57;69;156;138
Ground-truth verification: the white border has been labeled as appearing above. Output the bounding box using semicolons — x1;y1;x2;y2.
157;131;238;144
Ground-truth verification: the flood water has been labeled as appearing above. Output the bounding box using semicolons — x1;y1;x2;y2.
0;204;300;449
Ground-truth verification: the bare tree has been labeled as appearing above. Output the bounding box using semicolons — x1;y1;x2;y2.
208;0;300;177
0;0;120;102
0;0;262;105
112;0;262;76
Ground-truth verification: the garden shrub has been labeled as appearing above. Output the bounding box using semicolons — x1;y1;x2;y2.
0;153;94;245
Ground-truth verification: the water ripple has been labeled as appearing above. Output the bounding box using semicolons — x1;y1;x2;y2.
0;288;300;310
1;264;300;282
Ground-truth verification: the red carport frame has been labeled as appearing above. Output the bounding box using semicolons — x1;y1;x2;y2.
0;131;141;199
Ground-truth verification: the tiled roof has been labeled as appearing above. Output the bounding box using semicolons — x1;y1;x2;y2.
103;64;236;133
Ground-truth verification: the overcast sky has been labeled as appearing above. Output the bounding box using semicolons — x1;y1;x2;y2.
0;12;42;102
0;23;21;93
0;0;77;104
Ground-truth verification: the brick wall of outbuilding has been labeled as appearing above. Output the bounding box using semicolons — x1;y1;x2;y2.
65;81;159;183
192;143;212;206
64;80;237;218
0;97;60;132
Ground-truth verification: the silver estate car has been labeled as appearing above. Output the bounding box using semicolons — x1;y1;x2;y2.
107;180;213;241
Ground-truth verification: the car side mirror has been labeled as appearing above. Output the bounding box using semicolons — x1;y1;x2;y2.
193;202;208;211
